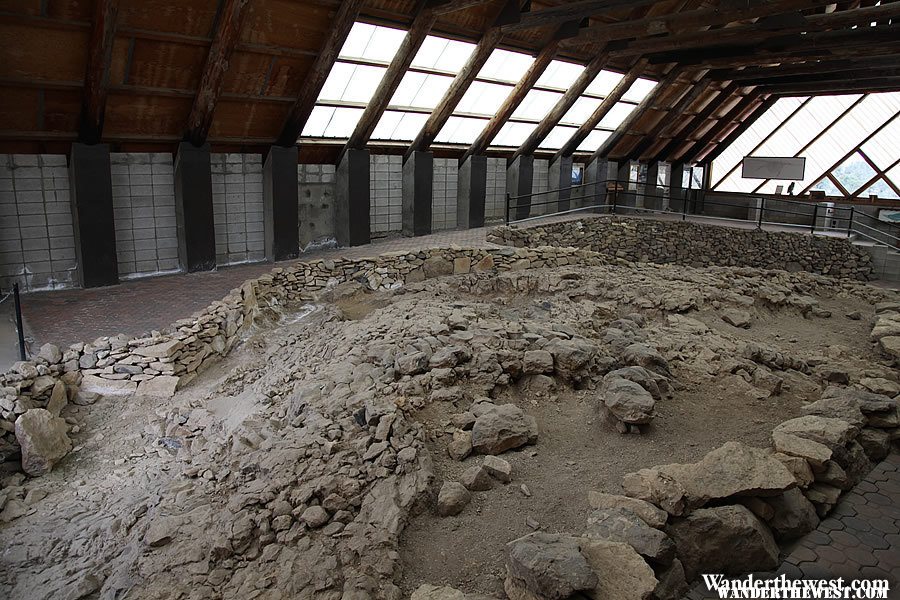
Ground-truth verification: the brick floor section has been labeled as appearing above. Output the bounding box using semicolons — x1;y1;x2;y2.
689;452;900;599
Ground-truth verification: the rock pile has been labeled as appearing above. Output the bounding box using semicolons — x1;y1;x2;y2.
488;218;874;279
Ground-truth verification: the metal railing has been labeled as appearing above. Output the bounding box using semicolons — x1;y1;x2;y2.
504;181;900;254
0;283;27;361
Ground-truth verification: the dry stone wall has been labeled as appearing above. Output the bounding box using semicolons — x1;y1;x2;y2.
488;218;874;280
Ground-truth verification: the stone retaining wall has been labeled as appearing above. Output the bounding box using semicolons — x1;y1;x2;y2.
488;218;874;280
0;245;603;468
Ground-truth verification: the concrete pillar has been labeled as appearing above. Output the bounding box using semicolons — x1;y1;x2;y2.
68;143;118;287
173;142;216;273
548;156;573;215
615;160;637;212
264;145;299;262
585;158;616;212
645;162;663;211
457;155;486;230
335;149;371;247
507;155;534;221
402;151;433;237
669;162;687;212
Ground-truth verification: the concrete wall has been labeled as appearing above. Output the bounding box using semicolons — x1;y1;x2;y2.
370;155;402;237
0;155;77;292
298;164;336;251
211;153;265;266
432;158;458;231
110;153;180;279
485;157;507;222
531;159;550;216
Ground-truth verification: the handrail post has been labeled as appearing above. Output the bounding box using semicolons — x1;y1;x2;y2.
847;207;854;238
611;185;617;215
757;197;765;230
810;203;818;234
13;283;26;361
505;192;510;225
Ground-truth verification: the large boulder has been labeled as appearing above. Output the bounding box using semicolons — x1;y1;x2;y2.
622;468;688;517
504;533;598;600
772;431;832;470
580;539;659;600
604;367;666;401
15;408;72;476
666;505;779;581
545;338;595;383
773;416;858;451
622;344;670;376
766;488;820;541
587;492;668;529
471;404;538;455
437;482;471;517
602;377;656;425
585;507;675;565
800;397;866;428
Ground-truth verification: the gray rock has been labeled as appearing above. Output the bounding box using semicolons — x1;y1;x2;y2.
504;533;598;600
605;366;665;401
447;430;473;461
460;465;493;491
437;481;471;517
721;309;751;328
857;428;891;461
523;350;554;375
652;558;689;600
622;343;670;376
767;488;819;541
666;505;779;581
471;404;538;455
587;491;668;529
602;377;656;425
774;416;858;451
15;408;72;476
579;538;659;600
38;343;62;364
300;506;330;528
585;507;675;565
482;455;512;483
397;351;429;376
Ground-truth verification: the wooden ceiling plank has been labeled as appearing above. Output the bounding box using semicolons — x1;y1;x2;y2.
184;0;250;146
276;0;365;147
79;0;119;144
676;91;760;163
627;74;712;160
699;95;776;164
715;55;900;81
652;82;738;162
501;0;662;33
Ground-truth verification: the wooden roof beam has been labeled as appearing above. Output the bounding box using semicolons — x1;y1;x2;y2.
276;0;365;147
552;58;647;163
588;66;681;162
78;0;119;145
651;82;738;163
676;91;760;163
762;77;900;95
460;38;560;163
184;0;250;147
700;96;777;164
500;0;662;32
627;75;712;161
340;0;439;162
712;55;900;81
509;50;610;162
405;0;522;160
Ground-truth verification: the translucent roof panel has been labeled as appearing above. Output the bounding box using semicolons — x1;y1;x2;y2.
456;81;512;117
585;70;625;97
860;94;900;168
389;72;454;109
371;110;430;141
339;22;406;62
492;122;538;147
539;126;578;150
859;178;898;200
512;89;563;121
751;95;861;160
301;106;364;138
562;97;602;127
536;60;585;91
832;152;876;195
622;77;657;103
577;129;612;152
412;36;475;73
810;177;842;196
597;102;636;130
318;62;386;103
478;49;534;83
435;116;487;145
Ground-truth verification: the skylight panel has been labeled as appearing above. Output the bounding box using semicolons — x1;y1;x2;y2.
371;111;430;141
585;70;625;97
539;126;578;150
562;97;602;127
478;49;534;83
456;81;512;116
597;102;636;129
390;72;454;109
318;63;386;103
412;36;476;73
301;106;364;138
300;106;335;138
577;129;612;152
435;116;486;145
622;77;657;103
513;89;563;121
339;22;406;62
537;60;585;91
492;122;538;147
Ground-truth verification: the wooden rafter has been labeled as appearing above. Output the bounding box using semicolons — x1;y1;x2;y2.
700;95;780;167
340;0;438;161
764;78;900;95
552;58;647;162
627;75;712;160
78;0;119;145
460;39;560;163
510;51;609;162
589;66;681;162
276;0;365;147
715;55;900;82
185;0;250;147
677;92;761;164
500;0;662;33
405;0;522;160
652;82;738;163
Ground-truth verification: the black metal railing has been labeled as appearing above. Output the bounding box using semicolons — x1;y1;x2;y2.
504;181;900;253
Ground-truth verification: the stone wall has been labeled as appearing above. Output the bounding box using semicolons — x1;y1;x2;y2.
488;217;874;280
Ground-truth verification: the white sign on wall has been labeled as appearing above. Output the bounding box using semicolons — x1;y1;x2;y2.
741;156;806;181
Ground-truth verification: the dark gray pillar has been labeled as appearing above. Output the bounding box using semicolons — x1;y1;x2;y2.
645;162;662;211
507;155;534;221
402;151;433;237
549;156;573;214
585;158;616;213
669;162;687;212
69;143;118;287
457;155;487;229
335;149;370;247
174;142;216;272
264;146;299;262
